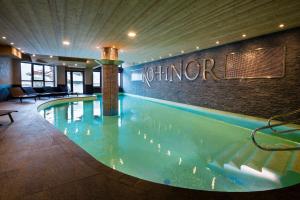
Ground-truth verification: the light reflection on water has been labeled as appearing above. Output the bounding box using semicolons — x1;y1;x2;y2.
40;95;300;192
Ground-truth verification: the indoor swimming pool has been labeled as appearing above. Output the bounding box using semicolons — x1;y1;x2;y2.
39;95;300;192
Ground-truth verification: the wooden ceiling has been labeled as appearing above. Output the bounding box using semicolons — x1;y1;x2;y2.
0;0;299;66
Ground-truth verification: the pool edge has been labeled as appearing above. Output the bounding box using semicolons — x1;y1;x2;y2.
37;95;97;112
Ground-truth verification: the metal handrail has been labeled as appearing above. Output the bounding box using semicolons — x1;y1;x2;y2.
267;108;300;133
251;108;300;151
251;123;300;151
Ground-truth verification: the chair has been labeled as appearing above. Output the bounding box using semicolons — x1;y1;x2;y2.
22;87;51;99
9;87;37;103
0;110;17;126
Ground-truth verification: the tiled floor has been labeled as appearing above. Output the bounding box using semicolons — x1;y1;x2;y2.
1;99;300;200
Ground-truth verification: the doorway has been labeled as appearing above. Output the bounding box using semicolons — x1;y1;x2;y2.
66;71;84;94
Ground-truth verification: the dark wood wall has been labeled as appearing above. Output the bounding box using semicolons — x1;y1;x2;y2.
123;28;300;118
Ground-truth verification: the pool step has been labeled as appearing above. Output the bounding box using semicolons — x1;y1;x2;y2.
245;150;271;172
229;143;254;168
263;151;292;176
214;143;243;167
289;151;300;173
211;142;300;178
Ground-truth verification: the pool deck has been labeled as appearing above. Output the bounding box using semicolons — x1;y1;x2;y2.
1;99;300;200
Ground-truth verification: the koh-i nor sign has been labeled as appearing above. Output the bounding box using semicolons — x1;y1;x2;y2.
133;58;219;87
130;47;285;87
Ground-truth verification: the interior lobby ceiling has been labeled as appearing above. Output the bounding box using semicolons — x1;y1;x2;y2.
0;0;300;66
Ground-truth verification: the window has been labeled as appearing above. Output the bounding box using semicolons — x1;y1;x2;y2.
21;62;56;87
33;64;44;87
44;65;55;87
21;63;32;87
93;72;101;87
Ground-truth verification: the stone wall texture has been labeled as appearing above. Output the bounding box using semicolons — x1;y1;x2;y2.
123;28;300;118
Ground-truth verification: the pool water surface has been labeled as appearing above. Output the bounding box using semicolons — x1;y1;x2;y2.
39;95;300;192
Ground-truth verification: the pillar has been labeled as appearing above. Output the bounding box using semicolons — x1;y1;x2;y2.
100;47;123;116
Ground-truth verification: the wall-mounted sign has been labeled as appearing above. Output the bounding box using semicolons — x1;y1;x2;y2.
225;46;285;79
138;58;219;87
130;46;285;87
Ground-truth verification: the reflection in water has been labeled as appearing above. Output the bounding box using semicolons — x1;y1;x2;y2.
41;96;300;192
101;116;120;170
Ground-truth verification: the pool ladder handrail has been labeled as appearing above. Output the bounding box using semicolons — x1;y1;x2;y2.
251;108;300;151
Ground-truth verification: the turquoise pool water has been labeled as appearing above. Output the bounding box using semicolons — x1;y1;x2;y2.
40;95;300;192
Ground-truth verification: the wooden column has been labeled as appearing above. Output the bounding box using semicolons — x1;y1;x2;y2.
102;64;119;116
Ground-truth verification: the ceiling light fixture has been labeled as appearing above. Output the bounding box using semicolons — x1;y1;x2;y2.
196;46;200;50
216;41;220;45
2;36;6;40
159;56;162;59
279;24;285;28
17;47;21;50
128;31;136;38
63;63;66;66
169;53;172;57
10;42;14;45
242;34;247;38
63;40;70;46
181;50;184;54
50;55;53;58
75;63;78;66
32;54;36;57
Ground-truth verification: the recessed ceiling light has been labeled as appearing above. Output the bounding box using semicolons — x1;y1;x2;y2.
216;41;220;45
2;36;6;40
279;24;285;28
63;63;66;66
75;63;78;66
128;31;136;38
21;50;24;53
63;40;70;46
10;42;14;45
242;34;247;38
50;55;53;58
168;53;172;57
86;60;90;64
230;52;235;55
17;47;21;50
32;54;36;57
196;46;200;50
181;50;184;54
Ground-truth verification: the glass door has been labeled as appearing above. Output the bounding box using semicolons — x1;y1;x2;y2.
66;71;84;94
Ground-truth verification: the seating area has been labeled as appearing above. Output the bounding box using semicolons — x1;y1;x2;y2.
9;86;78;103
10;87;37;103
